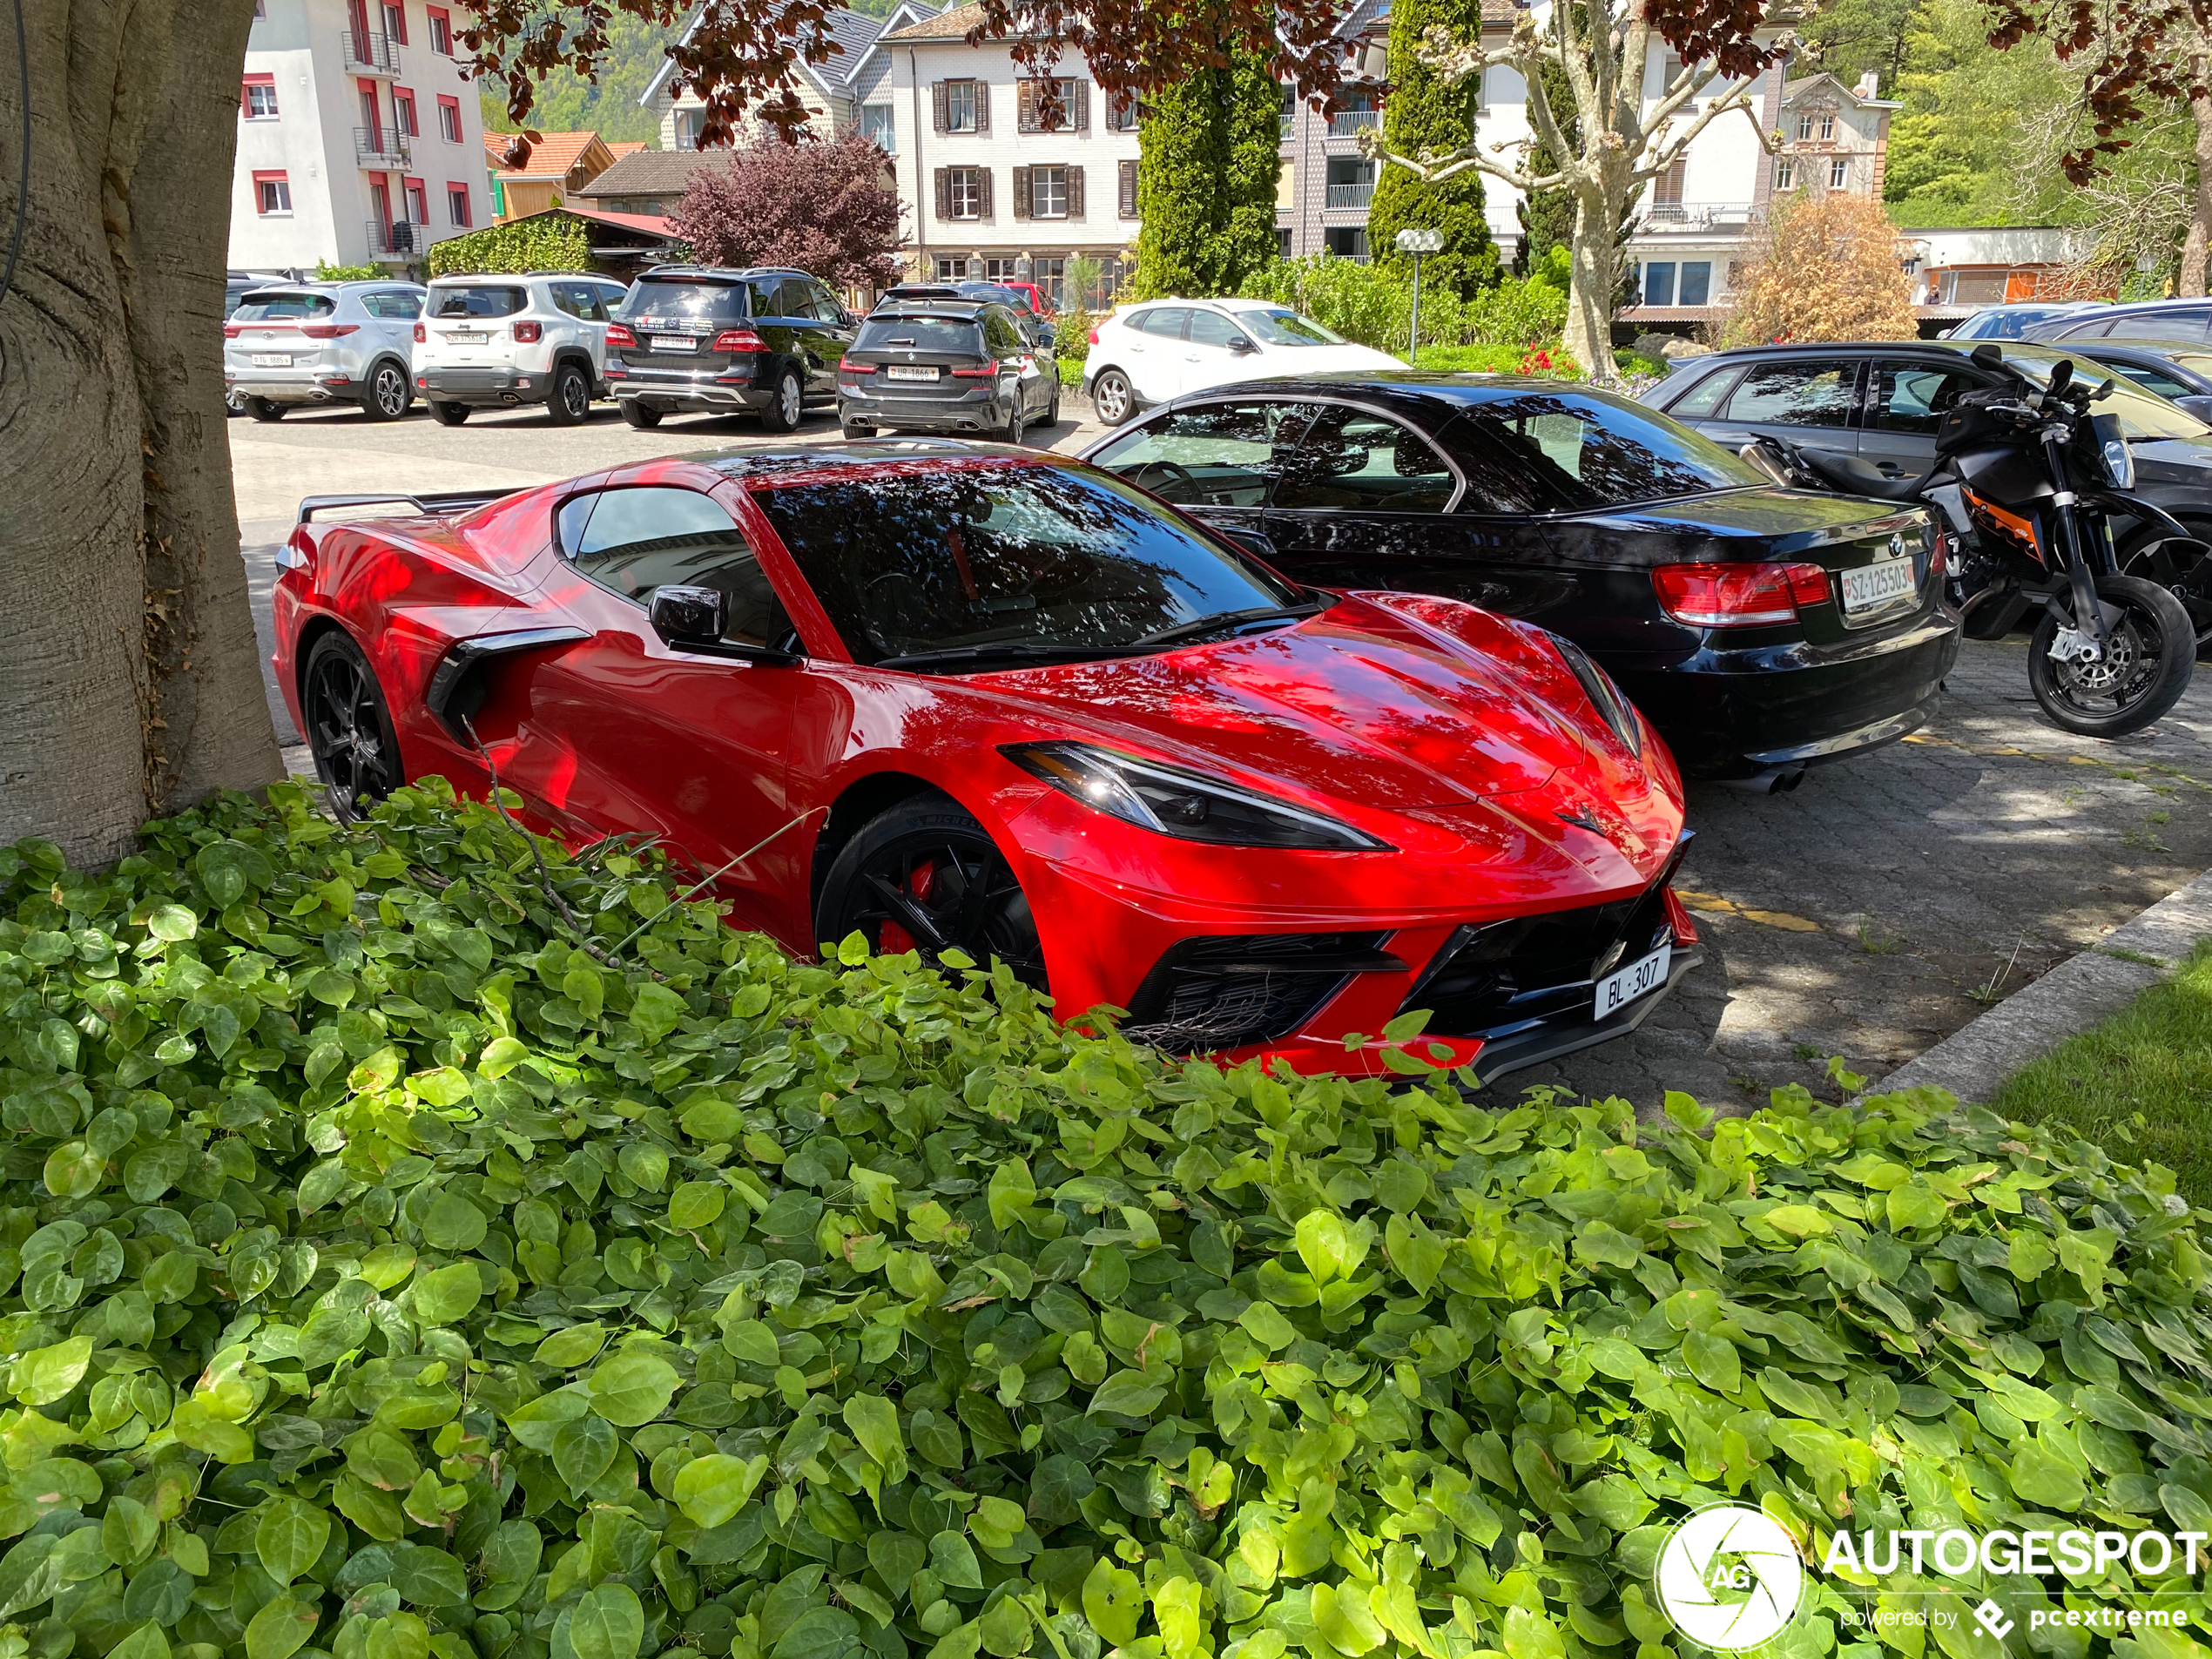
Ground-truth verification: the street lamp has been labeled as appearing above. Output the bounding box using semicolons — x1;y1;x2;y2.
1396;227;1444;365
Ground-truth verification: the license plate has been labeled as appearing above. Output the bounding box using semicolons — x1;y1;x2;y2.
652;335;701;353
1595;944;1669;1020
446;331;489;344
250;353;292;368
886;364;941;381
1840;556;1917;614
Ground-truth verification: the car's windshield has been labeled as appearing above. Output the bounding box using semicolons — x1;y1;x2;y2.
854;317;984;354
1456;390;1767;509
1238;309;1345;347
430;286;526;319
751;463;1300;666
1957;307;2074;341
1986;345;2212;440
623;280;746;320
233;293;335;321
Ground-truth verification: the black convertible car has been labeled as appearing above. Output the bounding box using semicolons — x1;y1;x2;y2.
1082;372;1959;786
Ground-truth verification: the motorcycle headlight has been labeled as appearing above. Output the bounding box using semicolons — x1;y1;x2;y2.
1001;742;1391;850
1547;635;1643;757
2094;413;2135;489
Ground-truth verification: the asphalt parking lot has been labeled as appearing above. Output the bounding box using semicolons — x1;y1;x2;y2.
233;401;2212;1112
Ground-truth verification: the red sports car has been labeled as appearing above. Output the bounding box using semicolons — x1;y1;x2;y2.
273;443;1699;1079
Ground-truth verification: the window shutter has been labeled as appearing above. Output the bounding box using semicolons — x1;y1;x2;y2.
1066;165;1084;219
1012;165;1031;219
1073;81;1089;131
977;166;994;219
1018;79;1037;132
974;81;990;133
932;81;948;132
935;166;950;219
1118;158;1137;218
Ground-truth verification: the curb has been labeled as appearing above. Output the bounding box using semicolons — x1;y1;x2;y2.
1871;864;2212;1104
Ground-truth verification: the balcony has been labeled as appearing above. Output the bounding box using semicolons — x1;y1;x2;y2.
365;219;427;257
1642;200;1756;230
354;127;409;167
1324;181;1374;210
1326;108;1379;137
343;30;401;75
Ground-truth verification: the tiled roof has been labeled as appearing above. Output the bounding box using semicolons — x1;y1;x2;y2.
885;2;991;40
648;5;888;98
1481;0;1524;21
494;130;609;180
570;149;723;198
606;140;650;158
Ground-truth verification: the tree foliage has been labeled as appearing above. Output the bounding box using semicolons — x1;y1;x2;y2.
478;12;680;144
670;136;903;287
428;216;598;277
1131;50;1281;299
1366;0;1497;300
1723;190;1918;346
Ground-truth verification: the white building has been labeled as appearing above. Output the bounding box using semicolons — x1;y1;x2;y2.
232;0;490;273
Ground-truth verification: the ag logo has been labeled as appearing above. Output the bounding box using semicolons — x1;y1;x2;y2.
1655;1505;1805;1650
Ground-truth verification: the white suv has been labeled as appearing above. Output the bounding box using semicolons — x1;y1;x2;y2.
1082;298;1402;424
413;272;632;426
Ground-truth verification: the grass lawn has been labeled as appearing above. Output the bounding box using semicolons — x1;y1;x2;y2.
1991;938;2212;1206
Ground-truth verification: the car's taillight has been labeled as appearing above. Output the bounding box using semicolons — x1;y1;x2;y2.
838;357;874;379
412;323;425;343
1652;562;1830;627
299;323;359;339
1089;326;1100;346
513;320;543;343
605;323;637;349
222;324;243;339
711;328;766;353
1928;523;1948;577
949;365;996;378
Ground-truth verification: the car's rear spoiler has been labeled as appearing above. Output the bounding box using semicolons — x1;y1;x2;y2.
294;488;523;527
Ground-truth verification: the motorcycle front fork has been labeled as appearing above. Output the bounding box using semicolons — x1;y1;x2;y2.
2041;434;2118;653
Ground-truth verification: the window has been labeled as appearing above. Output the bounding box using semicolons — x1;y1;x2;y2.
431;285;526;317
934;257;974;280
362;291;422;319
1110;93;1142;132
1131;307;1189;339
1774;158;1795;191
1819;112;1836;139
1029;257;1065;307
1678;261;1711;307
1018;78;1087;132
1652;158;1685;212
1640;262;1676;307
382;3;407;44
936;165;989;220
1720;361;1860;428
437;95;461;142
2116;311;2212;343
404;179;428;226
395;89;417;136
1662;367;1742;420
242;75;278;118
1278;83;1295;136
1118;158;1138;219
860;104;895;152
1186;310;1251;352
983;311;1026;356
2098;360;2193;400
1796;113;1812;140
1017;164;1079;219
1872;363;1983;435
1240;308;1345;346
1830;157;1848;188
1089;401;1314;507
233;292;335;322
1453;393;1764;511
253;171;292;214
558;489;791;649
426;5;450;52
447;183;472;226
1276;408;1456;513
935;79;985;133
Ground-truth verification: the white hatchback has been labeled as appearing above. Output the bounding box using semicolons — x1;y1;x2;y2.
1082;299;1403;423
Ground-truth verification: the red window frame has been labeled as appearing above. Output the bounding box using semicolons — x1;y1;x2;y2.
425;5;451;53
251;169;292;214
381;0;408;44
240;72;277;118
447;182;472;226
394;87;418;136
436;93;461;143
405;178;429;225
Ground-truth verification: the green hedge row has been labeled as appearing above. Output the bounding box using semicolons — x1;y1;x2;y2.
1;784;2208;1659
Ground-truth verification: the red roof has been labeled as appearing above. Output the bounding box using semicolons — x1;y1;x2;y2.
491;130;615;182
556;205;679;237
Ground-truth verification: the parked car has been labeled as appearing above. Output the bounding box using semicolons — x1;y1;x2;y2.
2061;337;2212;423
1082;300;1403;424
604;265;858;431
1946;301;2101;340
223;272;291;417
223;281;426;421
877;282;1057;347
837;296;1058;442
411;272;631;426
1643;339;2212;647
1082;373;1959;784
273;444;1700;1082
2021;300;2212;344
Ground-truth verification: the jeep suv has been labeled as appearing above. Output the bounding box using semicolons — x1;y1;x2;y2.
224;281;426;421
604;266;857;430
414;272;631;425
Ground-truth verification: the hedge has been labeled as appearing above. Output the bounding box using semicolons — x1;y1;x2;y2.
2;783;2209;1659
428;217;597;279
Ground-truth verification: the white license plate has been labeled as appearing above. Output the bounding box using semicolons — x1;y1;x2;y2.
1840;556;1917;614
885;364;941;381
250;353;292;368
1595;944;1669;1020
445;331;489;344
652;335;700;353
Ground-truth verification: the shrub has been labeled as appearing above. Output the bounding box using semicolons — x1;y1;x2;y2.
314;262;383;282
428;215;597;278
1238;251;1568;357
1723;190;1918;346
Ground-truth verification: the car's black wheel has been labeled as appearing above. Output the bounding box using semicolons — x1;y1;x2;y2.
428;401;469;427
813;798;1046;989
301;631;404;824
1040;377;1062;428
2119;519;2212;660
841;419;874;440
761;367;804;433
621;400;664;430
2027;574;2198;738
547;361;591;426
225;388;246;418
1091;368;1134;425
360;360;411;421
246;397;286;422
1001;394;1026;447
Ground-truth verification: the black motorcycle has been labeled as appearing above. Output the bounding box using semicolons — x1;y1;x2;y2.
1740;343;2201;738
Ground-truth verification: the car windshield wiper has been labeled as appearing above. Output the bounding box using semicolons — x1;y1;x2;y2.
872;642;1141;671
1129;599;1329;652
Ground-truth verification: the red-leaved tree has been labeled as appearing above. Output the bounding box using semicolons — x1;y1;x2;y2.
670;133;906;286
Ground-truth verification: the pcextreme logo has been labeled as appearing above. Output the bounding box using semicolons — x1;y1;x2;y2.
1654;1505;1808;1651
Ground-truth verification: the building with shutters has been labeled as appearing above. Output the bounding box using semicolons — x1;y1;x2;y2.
231;0;489;273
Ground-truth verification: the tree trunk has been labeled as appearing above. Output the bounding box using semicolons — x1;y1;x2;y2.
1562;187;1620;383
2183;49;2212;298
0;1;279;868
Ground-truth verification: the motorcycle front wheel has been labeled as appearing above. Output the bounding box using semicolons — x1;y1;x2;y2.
2027;574;2197;738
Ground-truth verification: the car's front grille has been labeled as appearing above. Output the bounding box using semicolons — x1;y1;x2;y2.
1123;932;1402;1053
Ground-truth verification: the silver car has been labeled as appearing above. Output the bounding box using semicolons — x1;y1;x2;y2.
225;281;426;421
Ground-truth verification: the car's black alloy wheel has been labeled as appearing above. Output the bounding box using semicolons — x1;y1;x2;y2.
621;401;663;429
815;799;1046;988
2027;574;2198;737
429;401;469;426
247;398;286;422
302;631;404;823
549;362;590;426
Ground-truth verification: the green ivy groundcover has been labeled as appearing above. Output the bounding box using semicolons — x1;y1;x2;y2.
0;780;2208;1659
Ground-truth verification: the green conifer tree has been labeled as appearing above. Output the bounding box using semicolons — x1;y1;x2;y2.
1134;46;1284;295
1367;0;1499;298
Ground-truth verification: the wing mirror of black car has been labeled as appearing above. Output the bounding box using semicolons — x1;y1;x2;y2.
649;585;799;664
1970;342;2004;370
2175;394;2212;424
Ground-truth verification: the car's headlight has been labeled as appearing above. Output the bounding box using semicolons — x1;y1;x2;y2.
1547;635;1643;756
1001;742;1390;850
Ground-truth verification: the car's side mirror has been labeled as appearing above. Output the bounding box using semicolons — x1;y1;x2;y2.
2175;394;2212;424
649;585;800;664
1228;336;1258;354
1970;342;2003;370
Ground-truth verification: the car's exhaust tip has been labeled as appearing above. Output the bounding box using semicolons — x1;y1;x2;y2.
1722;766;1808;794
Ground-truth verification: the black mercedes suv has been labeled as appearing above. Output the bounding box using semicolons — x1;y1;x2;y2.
604;266;857;432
